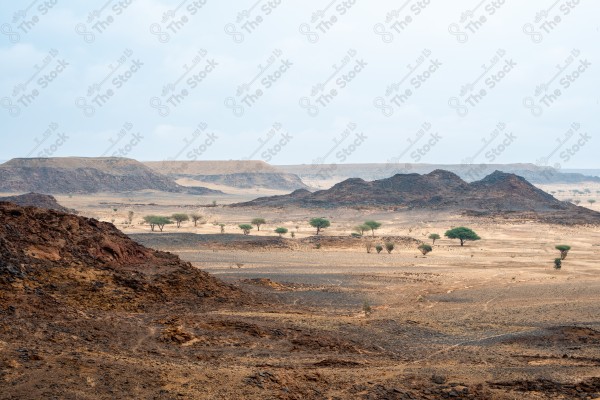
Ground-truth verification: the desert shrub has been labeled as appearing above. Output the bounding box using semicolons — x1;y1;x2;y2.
365;241;373;253
418;244;433;255
274;227;288;237
385;242;395;254
375;245;383;254
309;217;330;235
290;232;295;238
445;227;480;246
219;223;225;234
428;233;440;244
362;300;372;316
351;232;362;238
315;243;322;249
554;258;562;269
171;213;189;228
128;211;134;224
555;245;571;260
251;218;266;231
238;224;253;235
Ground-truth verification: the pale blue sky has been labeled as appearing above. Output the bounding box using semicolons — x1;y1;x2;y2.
0;1;598;168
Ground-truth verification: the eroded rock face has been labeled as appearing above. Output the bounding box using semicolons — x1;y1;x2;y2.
0;202;244;308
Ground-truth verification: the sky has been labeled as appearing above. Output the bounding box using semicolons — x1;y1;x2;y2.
0;0;598;169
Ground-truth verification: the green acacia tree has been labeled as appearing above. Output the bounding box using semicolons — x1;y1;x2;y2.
428;233;441;245
171;213;189;228
238;224;253;235
190;213;203;227
354;224;369;236
309;217;330;235
364;220;382;237
445;227;481;246
555;245;571;260
143;215;172;232
274;227;288;237
251;218;266;231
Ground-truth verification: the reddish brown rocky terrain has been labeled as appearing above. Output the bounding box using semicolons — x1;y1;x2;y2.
2;202;600;399
0;192;75;213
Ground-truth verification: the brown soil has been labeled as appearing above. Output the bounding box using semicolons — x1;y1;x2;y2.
2;201;600;399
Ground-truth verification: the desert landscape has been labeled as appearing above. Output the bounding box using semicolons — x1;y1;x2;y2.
1;158;600;399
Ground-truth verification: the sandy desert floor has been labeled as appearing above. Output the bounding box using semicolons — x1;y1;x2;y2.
2;188;600;399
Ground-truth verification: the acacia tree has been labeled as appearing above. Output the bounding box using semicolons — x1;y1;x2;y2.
428;233;441;245
354;224;369;236
309;217;330;235
239;224;253;235
190;213;203;227
445;227;481;246
143;215;172;232
274;227;288;237
588;199;596;206
251;218;266;231
364;220;382;237
171;213;189;228
555;245;571;260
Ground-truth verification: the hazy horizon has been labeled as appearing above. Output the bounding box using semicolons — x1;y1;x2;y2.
1;1;598;168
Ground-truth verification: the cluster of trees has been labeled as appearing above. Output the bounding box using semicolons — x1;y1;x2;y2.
142;212;206;232
238;218;289;237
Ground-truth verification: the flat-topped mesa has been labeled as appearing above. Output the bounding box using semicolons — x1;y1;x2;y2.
0;157;220;194
143;160;308;191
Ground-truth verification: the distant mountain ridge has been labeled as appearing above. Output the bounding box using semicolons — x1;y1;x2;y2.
232;170;600;224
277;163;600;186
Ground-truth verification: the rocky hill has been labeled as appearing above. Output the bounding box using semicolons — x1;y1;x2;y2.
0;157;221;195
232;170;600;224
0;192;74;213
278;163;600;185
144;160;308;191
0;202;243;308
